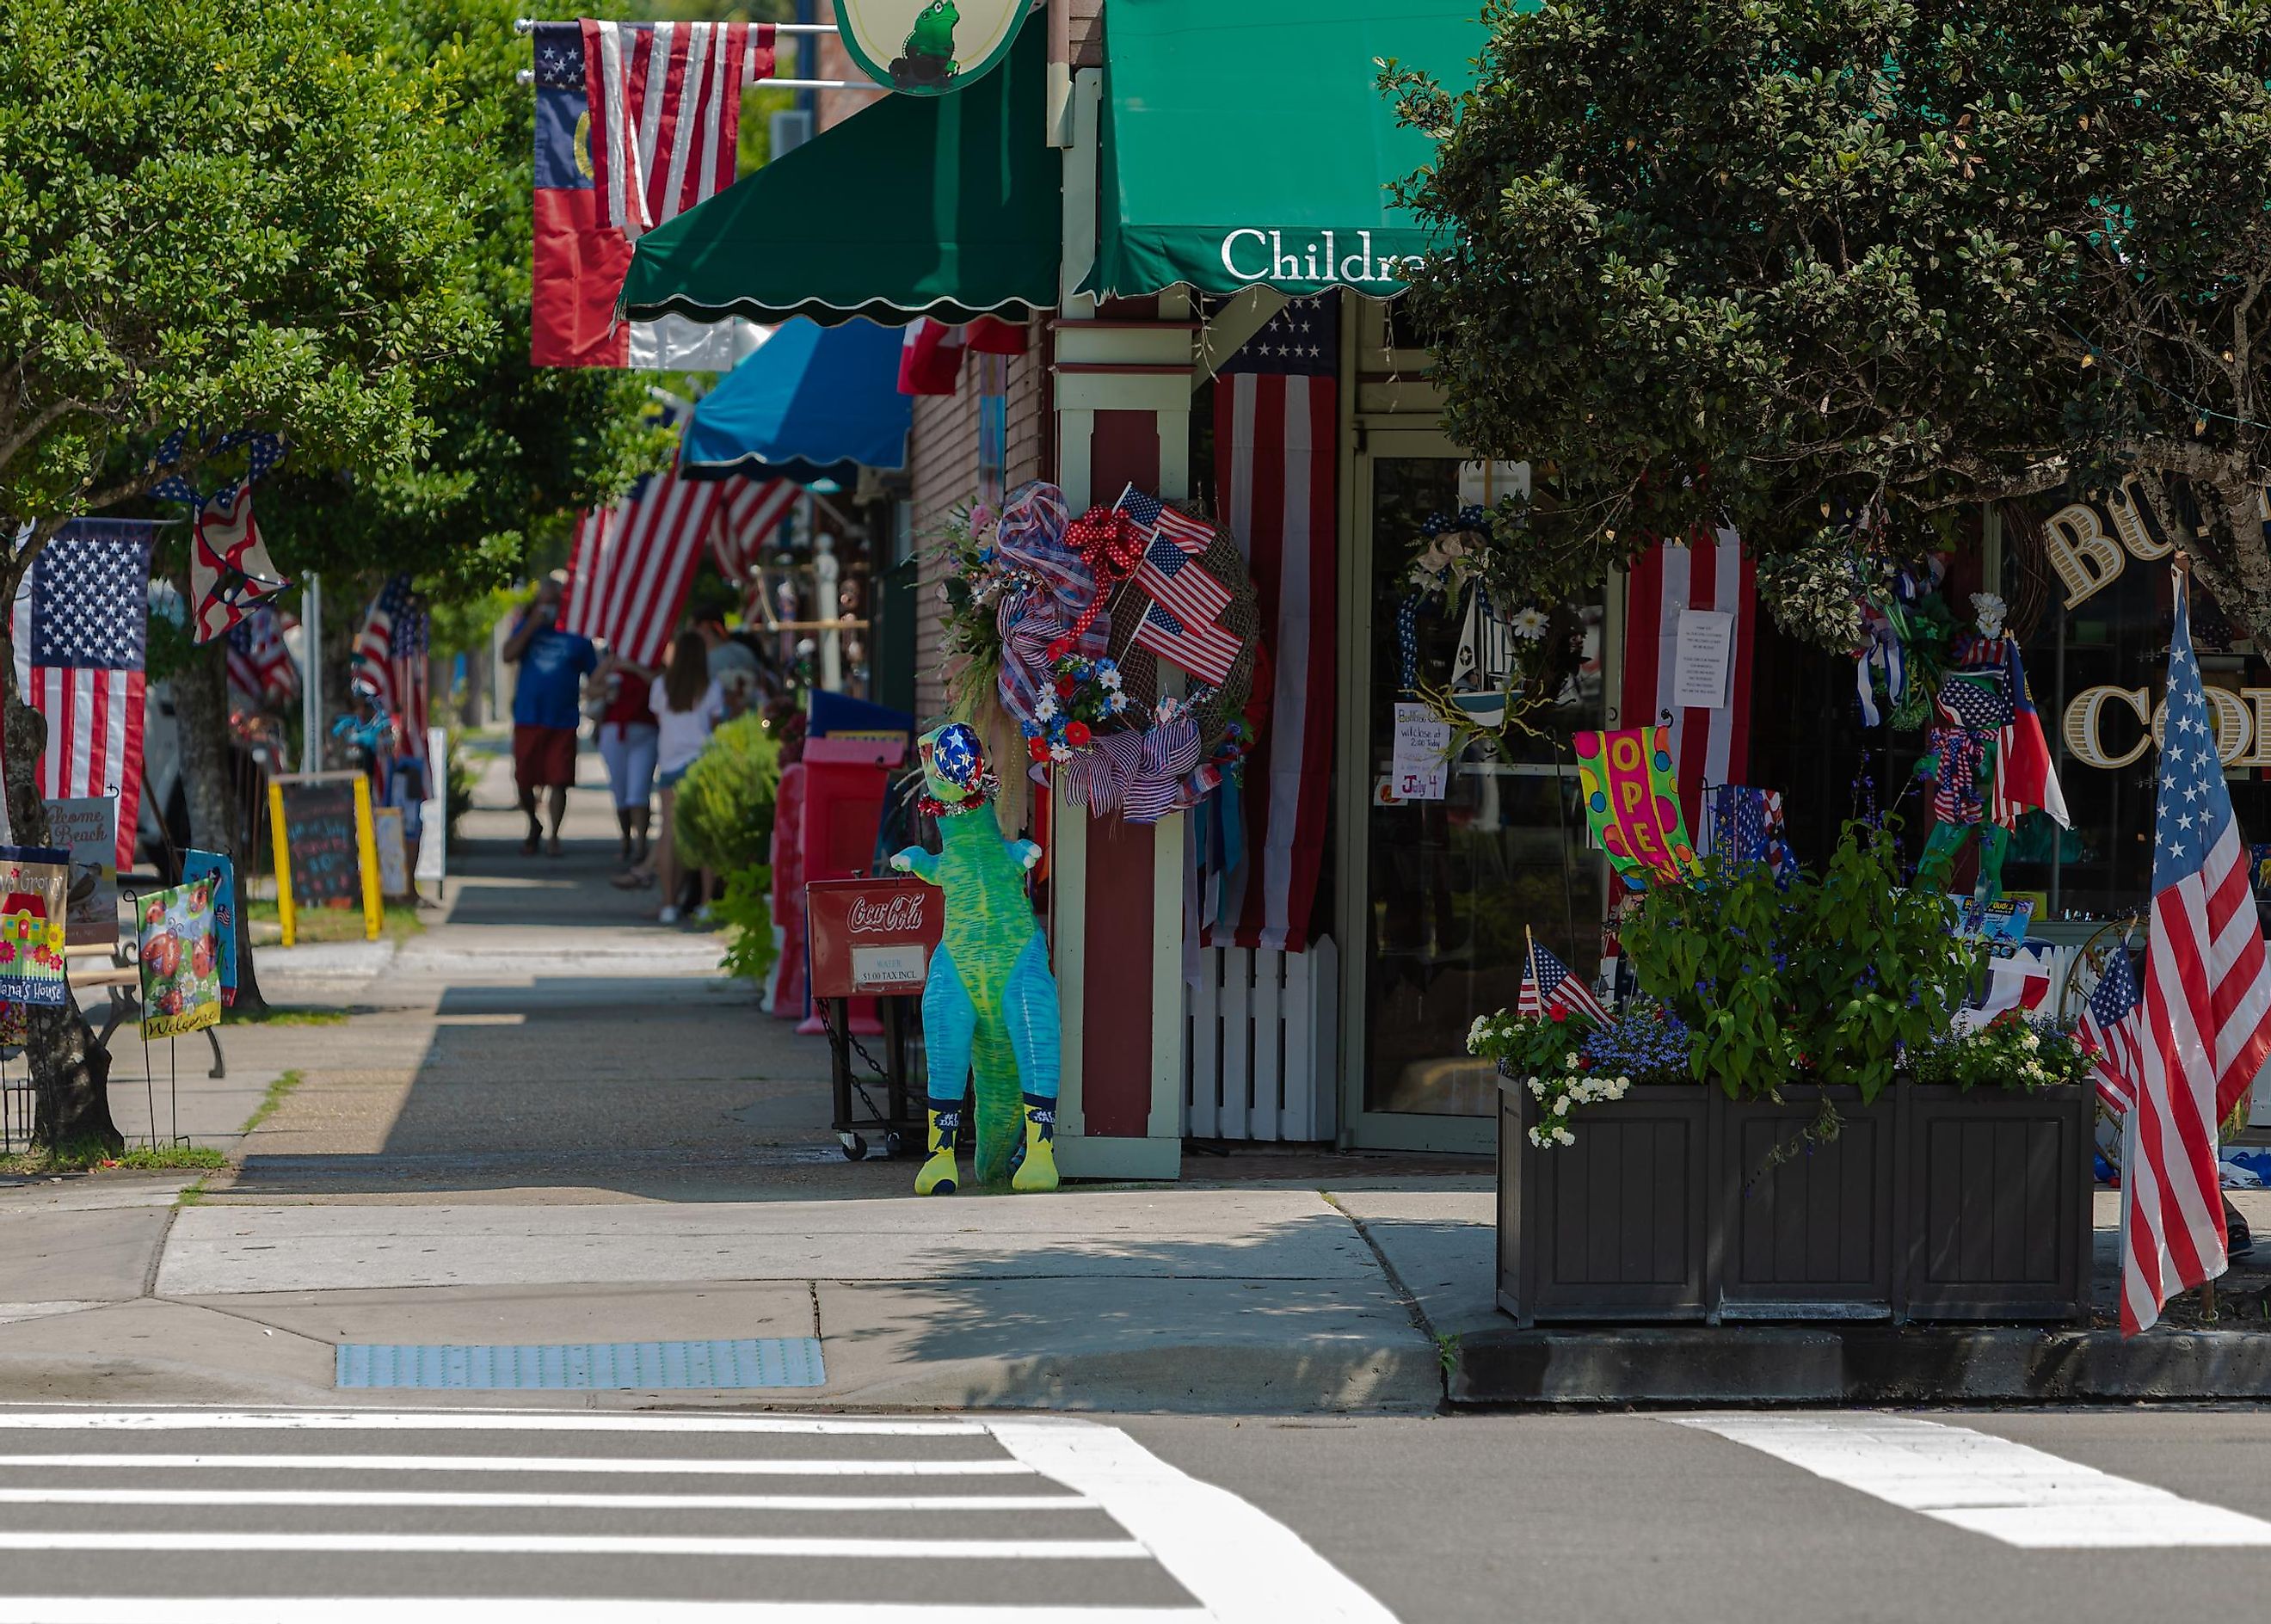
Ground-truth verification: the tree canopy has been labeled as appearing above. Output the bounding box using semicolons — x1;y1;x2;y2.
0;0;495;578
1388;0;2271;636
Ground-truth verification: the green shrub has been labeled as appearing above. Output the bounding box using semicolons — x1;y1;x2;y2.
715;863;778;984
673;714;782;874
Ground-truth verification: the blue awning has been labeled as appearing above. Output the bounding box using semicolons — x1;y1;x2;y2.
681;319;911;484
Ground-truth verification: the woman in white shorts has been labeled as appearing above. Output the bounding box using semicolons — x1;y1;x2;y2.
592;653;660;868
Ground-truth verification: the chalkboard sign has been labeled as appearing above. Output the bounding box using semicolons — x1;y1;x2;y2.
267;773;381;946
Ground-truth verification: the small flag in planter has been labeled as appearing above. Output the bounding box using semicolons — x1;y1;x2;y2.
1518;929;1606;1026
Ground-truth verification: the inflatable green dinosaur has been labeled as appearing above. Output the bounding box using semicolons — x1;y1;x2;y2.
890;722;1060;1195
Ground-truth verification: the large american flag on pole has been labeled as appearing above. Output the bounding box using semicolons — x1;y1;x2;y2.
2115;575;2271;1335
1209;294;1338;952
351;576;430;795
710;477;798;594
560;457;726;670
12;520;155;870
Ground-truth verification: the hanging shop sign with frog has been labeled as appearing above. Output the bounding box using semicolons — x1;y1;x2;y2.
832;0;1026;95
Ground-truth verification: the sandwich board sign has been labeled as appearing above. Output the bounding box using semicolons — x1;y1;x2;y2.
267;772;383;946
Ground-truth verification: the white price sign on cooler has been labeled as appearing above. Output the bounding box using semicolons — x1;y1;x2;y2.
1389;702;1452;802
852;944;928;989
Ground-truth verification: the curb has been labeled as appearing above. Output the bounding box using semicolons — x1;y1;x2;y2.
1449;1324;2271;1406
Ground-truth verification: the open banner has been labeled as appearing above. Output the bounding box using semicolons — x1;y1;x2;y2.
1572;725;1700;885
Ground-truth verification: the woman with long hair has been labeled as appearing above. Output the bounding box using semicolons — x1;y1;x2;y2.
621;629;722;923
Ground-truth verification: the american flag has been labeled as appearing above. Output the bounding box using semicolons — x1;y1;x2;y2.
1130;533;1238;685
1959;942;2055;1031
1210;294;1338;952
582;21;774;240
352;576;430;791
1517;935;1608;1026
711;477;798;594
2079;944;2143;1116
187;481;289;644
1114;485;1214;557
226;606;299;706
11;520;155;870
1624;532;1756;830
2114;579;2271;1335
561;452;726;670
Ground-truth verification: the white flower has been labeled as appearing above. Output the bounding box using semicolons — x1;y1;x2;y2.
1564;1052;1580;1068
1035;693;1059;722
1467;1016;1488;1053
1528;1078;1548;1098
1108;692;1130;714
1049;742;1073;763
1554;1125;1576;1147
1509;606;1549;641
2020;1029;2040;1049
1528;1125;1550;1148
1098;666;1123;692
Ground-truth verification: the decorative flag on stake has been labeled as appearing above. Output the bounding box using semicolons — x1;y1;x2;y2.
1517;927;1608;1025
12;520;156;870
1991;642;2071;830
2116;567;2271;1335
1209;294;1338;953
1622;532;1756;830
1114;485;1215;558
1572;725;1700;885
530;21;774;370
0;846;69;1008
2079;943;2144;1116
560;452;727;669
1955;941;2055;1032
1129;532;1239;685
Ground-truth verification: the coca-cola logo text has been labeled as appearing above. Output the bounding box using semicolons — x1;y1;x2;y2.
846;893;927;934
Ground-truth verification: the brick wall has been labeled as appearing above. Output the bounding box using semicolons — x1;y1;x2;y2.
1068;0;1103;66
908;335;1048;721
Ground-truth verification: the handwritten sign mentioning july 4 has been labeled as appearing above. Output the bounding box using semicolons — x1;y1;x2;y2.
277;777;364;909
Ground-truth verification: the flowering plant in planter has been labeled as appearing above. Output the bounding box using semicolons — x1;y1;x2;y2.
1469;999;1690;1147
1906;1011;2096;1092
1620;820;1979;1102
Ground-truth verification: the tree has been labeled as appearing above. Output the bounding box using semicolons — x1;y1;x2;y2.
1386;0;2271;635
0;0;494;1144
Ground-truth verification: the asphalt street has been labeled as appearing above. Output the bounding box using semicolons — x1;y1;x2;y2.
7;1406;2271;1620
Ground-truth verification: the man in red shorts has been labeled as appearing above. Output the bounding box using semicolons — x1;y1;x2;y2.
502;573;597;857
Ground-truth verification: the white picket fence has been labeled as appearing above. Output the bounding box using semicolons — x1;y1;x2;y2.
1184;938;1339;1142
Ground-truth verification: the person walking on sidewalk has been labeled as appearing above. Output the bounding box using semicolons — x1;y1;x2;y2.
591;651;659;870
623;629;723;924
503;573;596;858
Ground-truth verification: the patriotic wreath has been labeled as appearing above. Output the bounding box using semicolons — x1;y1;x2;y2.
932;482;1265;824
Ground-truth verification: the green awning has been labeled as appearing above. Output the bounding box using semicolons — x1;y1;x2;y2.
619;15;1059;329
1088;0;1484;300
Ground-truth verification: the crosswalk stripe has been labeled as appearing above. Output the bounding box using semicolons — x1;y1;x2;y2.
1666;1413;2271;1547
0;1412;981;1436
0;1488;1092;1512
0;1605;1209;1623
0;1533;1150;1559
0;1455;1039;1478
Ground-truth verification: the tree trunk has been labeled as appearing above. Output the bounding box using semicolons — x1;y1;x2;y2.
4;690;122;1153
175;636;272;1017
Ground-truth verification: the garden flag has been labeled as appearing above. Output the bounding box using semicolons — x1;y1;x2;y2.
0;846;69;1009
2080;944;2144;1116
1705;784;1791;876
2116;574;2271;1335
1572;725;1699;885
531;21;774;370
12;520;154;870
1209;294;1337;953
1518;931;1607;1025
181;850;238;1007
136;875;223;1040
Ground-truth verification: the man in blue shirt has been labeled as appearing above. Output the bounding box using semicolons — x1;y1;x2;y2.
503;572;597;857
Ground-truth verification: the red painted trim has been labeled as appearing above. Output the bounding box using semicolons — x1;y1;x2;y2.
1089;409;1161;500
1080;818;1155;1136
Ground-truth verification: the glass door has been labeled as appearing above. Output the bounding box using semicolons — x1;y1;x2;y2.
1339;435;1609;1152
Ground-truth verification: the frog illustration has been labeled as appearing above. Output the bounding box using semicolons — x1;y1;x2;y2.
888;0;959;89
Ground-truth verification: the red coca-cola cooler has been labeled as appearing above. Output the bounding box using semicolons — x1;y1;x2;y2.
805;877;939;1160
791;735;905;1036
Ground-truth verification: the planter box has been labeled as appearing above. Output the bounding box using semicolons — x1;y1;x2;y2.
1902;1083;2094;1321
1498;1078;2094;1326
